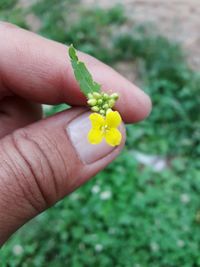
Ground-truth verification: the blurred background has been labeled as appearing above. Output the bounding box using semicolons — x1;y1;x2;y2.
1;0;200;266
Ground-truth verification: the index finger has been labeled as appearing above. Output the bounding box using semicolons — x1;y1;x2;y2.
0;22;151;123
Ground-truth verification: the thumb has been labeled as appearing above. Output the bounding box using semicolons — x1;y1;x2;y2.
0;108;125;245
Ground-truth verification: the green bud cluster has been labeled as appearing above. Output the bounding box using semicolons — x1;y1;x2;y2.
87;92;119;116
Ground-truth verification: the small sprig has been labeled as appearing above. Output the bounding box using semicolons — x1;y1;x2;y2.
68;45;122;146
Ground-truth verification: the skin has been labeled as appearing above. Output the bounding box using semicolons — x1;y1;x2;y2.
0;22;152;246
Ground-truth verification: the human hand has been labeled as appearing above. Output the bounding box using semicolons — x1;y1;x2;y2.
0;22;151;246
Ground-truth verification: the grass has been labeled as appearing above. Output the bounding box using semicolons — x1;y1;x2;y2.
1;0;200;266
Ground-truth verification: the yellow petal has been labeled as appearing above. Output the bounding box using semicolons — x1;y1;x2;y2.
105;128;122;146
89;113;105;129
88;129;103;144
105;111;122;128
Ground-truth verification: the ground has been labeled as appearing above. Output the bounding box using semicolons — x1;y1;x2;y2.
19;0;200;71
83;0;200;70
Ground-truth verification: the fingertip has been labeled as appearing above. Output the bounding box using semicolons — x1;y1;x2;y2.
118;87;152;123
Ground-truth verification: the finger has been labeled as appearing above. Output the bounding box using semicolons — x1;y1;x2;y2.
0;22;151;123
0;96;42;138
0;107;125;245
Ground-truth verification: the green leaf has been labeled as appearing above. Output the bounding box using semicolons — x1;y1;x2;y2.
68;44;101;96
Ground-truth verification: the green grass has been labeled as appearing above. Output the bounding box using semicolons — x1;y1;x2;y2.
1;1;200;266
0;0;28;28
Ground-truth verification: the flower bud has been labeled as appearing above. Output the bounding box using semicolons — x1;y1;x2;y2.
93;92;101;99
106;108;113;114
87;99;97;106
108;99;115;108
97;99;103;105
100;109;105;115
87;93;93;99
91;106;99;112
103;104;109;109
103;93;109;100
111;93;119;100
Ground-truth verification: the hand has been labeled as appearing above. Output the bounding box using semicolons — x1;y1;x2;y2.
0;22;151;246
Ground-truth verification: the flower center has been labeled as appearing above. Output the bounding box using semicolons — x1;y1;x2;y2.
101;124;109;134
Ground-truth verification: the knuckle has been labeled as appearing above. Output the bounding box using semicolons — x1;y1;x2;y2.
7;128;60;211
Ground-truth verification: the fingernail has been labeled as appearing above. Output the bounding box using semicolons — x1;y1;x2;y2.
67;112;119;164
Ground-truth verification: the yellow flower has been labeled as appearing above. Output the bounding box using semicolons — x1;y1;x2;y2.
88;111;122;146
